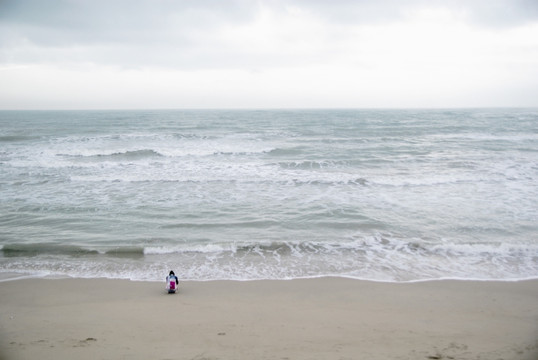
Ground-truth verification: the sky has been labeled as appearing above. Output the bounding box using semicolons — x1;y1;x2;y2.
1;0;538;109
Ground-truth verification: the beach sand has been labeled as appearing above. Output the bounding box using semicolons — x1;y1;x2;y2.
1;277;537;360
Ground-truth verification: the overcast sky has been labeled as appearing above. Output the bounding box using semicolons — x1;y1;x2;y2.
1;0;538;109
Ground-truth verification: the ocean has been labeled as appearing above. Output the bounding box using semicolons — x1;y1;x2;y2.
1;109;537;282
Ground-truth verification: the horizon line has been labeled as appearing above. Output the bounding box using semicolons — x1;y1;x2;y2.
1;106;537;112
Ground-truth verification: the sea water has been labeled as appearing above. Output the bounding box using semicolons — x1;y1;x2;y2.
0;109;537;282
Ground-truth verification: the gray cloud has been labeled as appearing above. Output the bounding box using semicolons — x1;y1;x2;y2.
276;0;538;27
0;0;263;68
3;0;538;43
1;0;537;70
460;0;538;28
0;0;256;45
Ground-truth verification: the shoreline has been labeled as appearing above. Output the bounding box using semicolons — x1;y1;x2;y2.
1;277;538;360
3;270;538;283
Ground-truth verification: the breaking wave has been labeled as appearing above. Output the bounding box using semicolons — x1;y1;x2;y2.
4;237;536;282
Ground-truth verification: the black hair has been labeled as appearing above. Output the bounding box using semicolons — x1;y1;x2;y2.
169;271;175;276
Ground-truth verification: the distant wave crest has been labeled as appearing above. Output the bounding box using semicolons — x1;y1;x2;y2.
61;149;163;160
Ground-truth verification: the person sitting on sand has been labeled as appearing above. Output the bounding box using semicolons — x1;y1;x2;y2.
166;271;179;294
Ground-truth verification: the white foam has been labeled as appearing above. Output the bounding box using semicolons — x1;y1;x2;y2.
3;236;538;283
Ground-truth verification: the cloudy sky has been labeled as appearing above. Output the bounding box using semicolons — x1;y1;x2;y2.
1;0;538;109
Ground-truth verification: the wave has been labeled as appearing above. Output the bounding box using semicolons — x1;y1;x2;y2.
267;147;307;156
103;246;145;257
1;243;144;258
161;219;281;230
0;135;41;142
2;237;538;282
144;237;538;259
60;149;163;160
144;241;339;255
2;243;99;257
89;149;163;160
68;168;496;187
432;133;538;142
277;160;349;170
56;146;277;160
68;174;371;186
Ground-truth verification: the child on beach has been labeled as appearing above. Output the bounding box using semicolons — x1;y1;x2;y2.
166;271;179;294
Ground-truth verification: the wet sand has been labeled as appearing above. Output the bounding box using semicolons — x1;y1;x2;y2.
1;277;537;360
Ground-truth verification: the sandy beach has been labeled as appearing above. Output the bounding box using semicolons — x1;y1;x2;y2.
1;277;537;360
